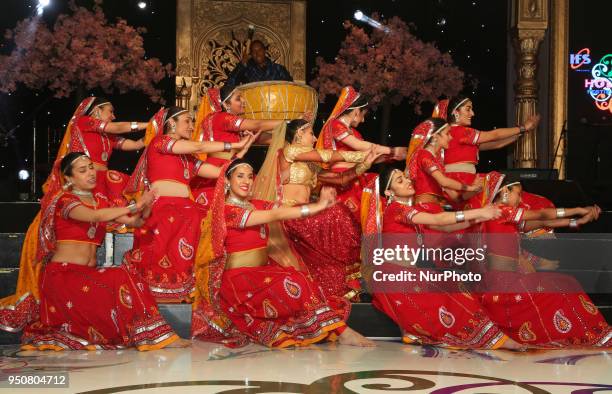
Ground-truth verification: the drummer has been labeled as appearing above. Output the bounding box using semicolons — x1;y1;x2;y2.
191;85;285;208
225;39;292;92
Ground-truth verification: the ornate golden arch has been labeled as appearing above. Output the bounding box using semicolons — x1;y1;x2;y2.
176;0;306;111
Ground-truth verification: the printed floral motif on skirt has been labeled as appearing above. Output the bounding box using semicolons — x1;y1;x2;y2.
219;264;346;347
123;196;204;302
283;203;362;309
21;262;178;350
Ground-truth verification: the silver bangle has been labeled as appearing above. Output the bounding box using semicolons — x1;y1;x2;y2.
224;142;232;152
569;218;578;229
127;202;139;214
131;121;138;131
300;205;310;218
556;208;566;218
455;211;465;223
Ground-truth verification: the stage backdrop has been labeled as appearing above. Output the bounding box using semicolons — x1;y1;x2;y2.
175;0;306;111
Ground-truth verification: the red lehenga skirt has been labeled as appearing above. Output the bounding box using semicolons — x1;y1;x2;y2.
479;270;611;348
371;264;507;349
283;204;362;305
329;169;377;223
123;196;204;302
190;177;215;212
21;262;178;351
219;263;348;347
95;170;129;207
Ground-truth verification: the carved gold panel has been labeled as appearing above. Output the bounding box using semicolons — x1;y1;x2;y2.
176;0;306;111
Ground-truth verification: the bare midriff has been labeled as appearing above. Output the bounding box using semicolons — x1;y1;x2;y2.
281;184;311;206
226;248;268;269
415;193;444;205
445;162;476;174
150;180;191;198
51;242;99;267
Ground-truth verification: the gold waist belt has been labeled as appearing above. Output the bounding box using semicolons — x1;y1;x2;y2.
209;151;235;160
226;247;268;269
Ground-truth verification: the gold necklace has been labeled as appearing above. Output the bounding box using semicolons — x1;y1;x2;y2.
72;189;98;239
226;196;253;210
71;188;94;198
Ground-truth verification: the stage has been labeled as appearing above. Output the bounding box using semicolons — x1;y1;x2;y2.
1;340;611;393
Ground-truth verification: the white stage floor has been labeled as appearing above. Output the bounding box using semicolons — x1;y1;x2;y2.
0;340;611;393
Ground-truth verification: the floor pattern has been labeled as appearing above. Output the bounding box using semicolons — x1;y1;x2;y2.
0;340;611;393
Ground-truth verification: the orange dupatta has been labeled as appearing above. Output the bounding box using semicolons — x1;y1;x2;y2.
0;97;96;310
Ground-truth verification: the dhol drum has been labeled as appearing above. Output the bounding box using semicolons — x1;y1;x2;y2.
237;81;318;120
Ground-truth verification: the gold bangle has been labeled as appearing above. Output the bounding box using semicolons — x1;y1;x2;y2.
355;162;369;176
339;150;368;163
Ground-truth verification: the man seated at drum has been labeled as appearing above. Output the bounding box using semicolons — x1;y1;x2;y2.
225;40;292;91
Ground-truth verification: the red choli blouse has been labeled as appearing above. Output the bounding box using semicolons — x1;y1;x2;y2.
413;149;445;197
483;205;525;259
224;200;273;253
55;192;110;245
444;125;481;166
201;112;243;167
328;118;364;151
382;202;422;234
75;116;125;166
146;135;204;185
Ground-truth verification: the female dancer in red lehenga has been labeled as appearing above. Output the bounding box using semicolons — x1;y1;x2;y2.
1;152;181;350
405;118;485;267
364;168;528;349
435;96;540;209
478;178;611;348
190;86;284;209
192;160;373;347
122;107;255;302
254;119;382;305
316;86;405;222
0;97;148;323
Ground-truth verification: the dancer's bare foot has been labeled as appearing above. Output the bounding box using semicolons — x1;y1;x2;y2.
338;327;376;347
166;338;191;348
499;337;528;351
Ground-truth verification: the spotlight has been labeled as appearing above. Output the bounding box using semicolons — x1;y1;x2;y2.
37;0;50;15
352;10;390;33
18;169;30;181
137;1;147;9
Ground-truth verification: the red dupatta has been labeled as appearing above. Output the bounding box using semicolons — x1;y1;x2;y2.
192;162;249;346
316;86;360;151
123;108;167;201
405;119;438;180
0;98;96;309
432;99;449;121
193;88;223;161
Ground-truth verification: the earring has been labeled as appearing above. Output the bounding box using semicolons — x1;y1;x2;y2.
453;113;459;122
501;191;509;204
171;123;176;132
430;140;437;147
63;181;73;190
224;183;230;194
294;134;302;144
386;191;395;203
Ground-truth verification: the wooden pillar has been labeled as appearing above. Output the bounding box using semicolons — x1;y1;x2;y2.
549;0;569;178
512;0;548;168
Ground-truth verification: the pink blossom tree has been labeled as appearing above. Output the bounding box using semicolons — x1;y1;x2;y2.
311;16;464;143
0;0;172;102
